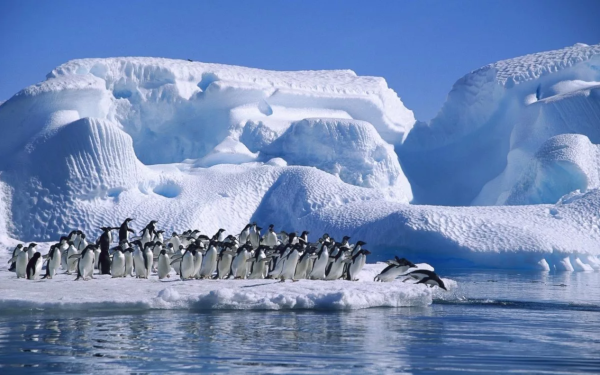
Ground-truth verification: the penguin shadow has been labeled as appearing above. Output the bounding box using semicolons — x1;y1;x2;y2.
240;281;280;288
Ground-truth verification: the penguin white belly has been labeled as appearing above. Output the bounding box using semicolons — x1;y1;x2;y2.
217;254;233;279
374;265;411;282
158;254;171;279
111;252;126;277
94;248;101;269
48;251;62;278
180;252;195;279
143;249;153;279
15;251;29;278
77;252;95;280
348;255;366;281
249;260;267;279
66;247;79;274
325;259;345;280
264;233;278;248
294;257;311;280
231;252;249;279
200;248;217;278
125;252;134;276
281;251;300;280
134;250;145;278
193;253;203;279
310;254;328;280
60;247;69;270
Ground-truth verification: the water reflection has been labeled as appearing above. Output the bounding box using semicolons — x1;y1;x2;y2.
0;271;599;373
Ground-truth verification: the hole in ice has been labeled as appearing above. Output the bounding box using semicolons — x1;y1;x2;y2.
197;72;219;91
153;182;182;198
107;187;124;198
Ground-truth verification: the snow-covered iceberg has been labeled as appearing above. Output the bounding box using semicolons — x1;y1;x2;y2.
401;43;600;206
0;45;600;272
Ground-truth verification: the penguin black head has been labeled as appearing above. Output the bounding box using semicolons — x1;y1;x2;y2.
301;231;309;236
80;234;86;239
68;241;75;246
172;232;178;236
160;249;167;256
31;252;41;259
125;218;134;222
256;226;262;232
342;236;350;242
16;244;23;248
157;230;165;234
151;220;158;224
356;241;366;246
179;245;184;250
168;243;174;248
29;243;38;248
218;228;225;233
361;249;372;256
268;224;274;229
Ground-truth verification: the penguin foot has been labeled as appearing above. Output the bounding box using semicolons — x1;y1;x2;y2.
167;274;170;278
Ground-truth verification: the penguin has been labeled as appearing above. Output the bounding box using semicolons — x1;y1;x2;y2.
299;231;310;244
76;234;88;251
58;236;70;270
325;247;351;280
97;227;114;274
279;243;303;282
8;245;30;279
294;246;317;280
309;241;330;280
140;242;154;279
41;245;62;279
239;224;252;245
211;229;226;242
248;245;270;279
343;241;367;279
192;241;204;279
131;240;146;278
179;247;196;280
168;232;182;252
118;218;135;243
111;246;126;278
170;245;185;275
199;241;218;279
231;243;252;279
154;230;165;244
72;245;97;281
373;257;417;282
151;242;163;271
262;225;278;248
249;224;261;249
403;269;448;290
346;249;371;281
26;252;43;280
331;236;350;257
268;244;292;279
157;249;171;279
277;231;289;245
8;244;24;272
121;241;134;277
65;241;79;274
140;220;158;247
215;241;236;279
26;243;38;259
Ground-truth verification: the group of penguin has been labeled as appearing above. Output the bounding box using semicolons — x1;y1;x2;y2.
6;219;447;290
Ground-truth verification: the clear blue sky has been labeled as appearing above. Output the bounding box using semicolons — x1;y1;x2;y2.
1;0;598;121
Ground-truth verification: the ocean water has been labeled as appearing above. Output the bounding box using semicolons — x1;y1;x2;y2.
1;270;599;374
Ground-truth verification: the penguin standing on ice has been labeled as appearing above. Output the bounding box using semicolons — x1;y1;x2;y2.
239;224;252;245
309;241;330;280
179;247;196;280
65;241;79;274
8;244;24;271
97;227;115;274
26;252;43;280
262;225;278;248
8;244;31;278
248;245;270;279
118;218;135;243
41;245;62;279
346;249;371;281
199;241;218;279
279;243;304;282
215;240;236;279
157;249;171;279
325;247;351;280
231;243;252;279
111;246;126;278
72;245;97;281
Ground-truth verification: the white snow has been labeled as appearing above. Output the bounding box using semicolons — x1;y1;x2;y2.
0;263;442;311
1;44;600;274
401;43;600;206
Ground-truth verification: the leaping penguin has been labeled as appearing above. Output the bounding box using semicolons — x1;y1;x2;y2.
373;257;417;282
404;269;448;290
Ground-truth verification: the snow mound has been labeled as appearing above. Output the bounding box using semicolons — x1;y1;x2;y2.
503;134;600;205
13;57;415;165
195;136;258;167
0;264;434;311
262;118;412;197
401;43;600;205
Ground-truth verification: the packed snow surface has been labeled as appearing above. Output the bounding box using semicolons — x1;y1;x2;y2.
0;263;450;311
1;44;600;271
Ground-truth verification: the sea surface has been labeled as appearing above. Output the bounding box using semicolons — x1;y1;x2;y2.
1;270;599;374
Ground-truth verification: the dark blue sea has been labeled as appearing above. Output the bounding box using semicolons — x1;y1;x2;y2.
1;270;599;374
